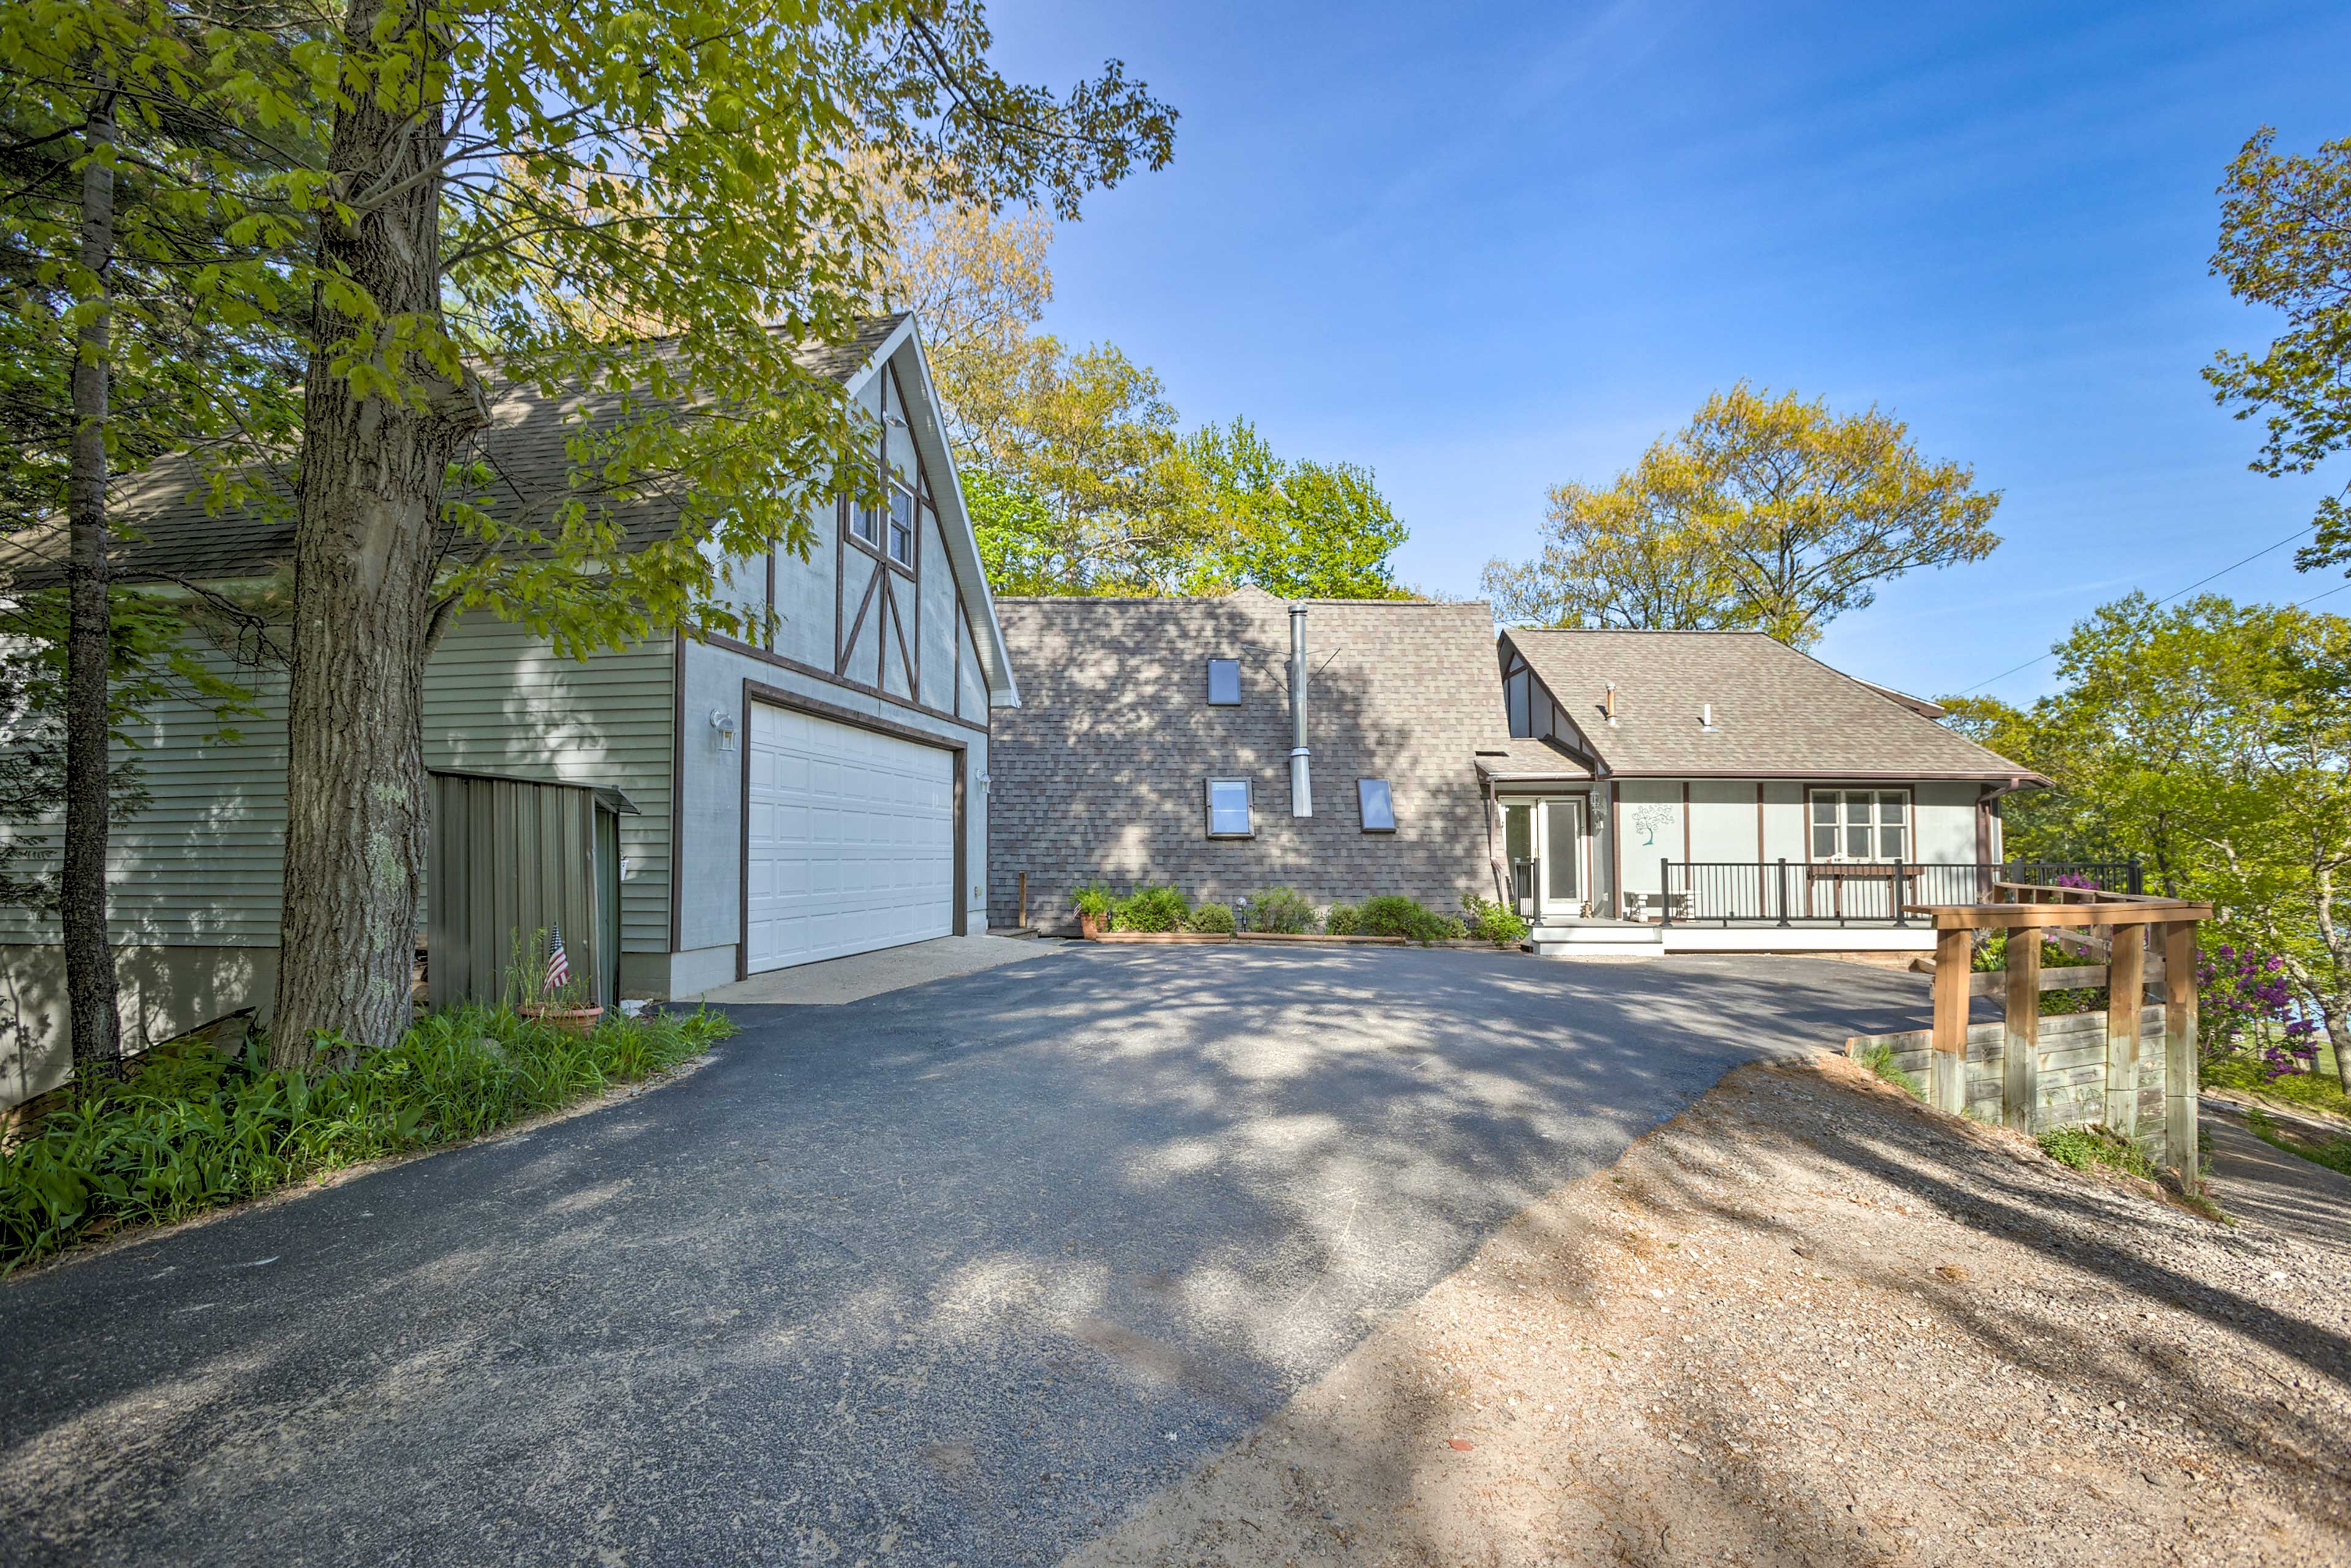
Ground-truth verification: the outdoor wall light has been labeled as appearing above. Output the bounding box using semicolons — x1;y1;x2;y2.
710;709;738;750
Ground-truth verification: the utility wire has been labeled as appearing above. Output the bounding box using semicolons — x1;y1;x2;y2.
1954;522;2322;696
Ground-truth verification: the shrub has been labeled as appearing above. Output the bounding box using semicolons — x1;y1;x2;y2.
2203;1053;2351;1119
1072;882;1114;920
1358;895;1455;943
1461;893;1528;947
1111;885;1189;932
2038;1123;2156;1182
1324;902;1360;936
1248;886;1317;935
0;1005;734;1272
1186;901;1237;935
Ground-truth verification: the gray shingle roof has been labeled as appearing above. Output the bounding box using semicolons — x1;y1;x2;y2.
1471;737;1595;781
1504;628;2039;780
0;313;909;588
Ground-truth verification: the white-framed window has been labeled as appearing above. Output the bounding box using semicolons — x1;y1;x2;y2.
887;484;915;566
1810;789;1908;862
1505;668;1531;737
1205;778;1253;838
1205;658;1240;705
851;496;880;548
1357;778;1395;832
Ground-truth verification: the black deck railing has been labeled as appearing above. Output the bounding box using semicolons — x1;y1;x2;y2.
1655;859;2142;928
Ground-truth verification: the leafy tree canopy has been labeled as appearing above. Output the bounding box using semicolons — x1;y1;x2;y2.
1942;592;2351;1089
869;193;1409;598
2207;128;2351;573
1483;383;2000;646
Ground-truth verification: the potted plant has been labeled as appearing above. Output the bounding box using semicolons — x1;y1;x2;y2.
507;925;603;1035
1073;883;1114;940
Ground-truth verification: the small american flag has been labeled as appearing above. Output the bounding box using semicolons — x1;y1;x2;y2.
543;924;570;992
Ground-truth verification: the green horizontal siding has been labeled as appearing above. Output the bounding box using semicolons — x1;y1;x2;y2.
0;617;674;954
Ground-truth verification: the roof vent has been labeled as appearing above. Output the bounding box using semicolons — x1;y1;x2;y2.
1603;682;1619;726
1700;702;1717;732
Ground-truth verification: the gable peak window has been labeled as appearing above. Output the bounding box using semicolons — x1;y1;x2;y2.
888;484;915;566
1205;658;1240;706
1357;778;1396;833
1205;778;1253;838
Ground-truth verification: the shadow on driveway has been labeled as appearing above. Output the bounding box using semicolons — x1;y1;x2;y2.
0;947;1938;1567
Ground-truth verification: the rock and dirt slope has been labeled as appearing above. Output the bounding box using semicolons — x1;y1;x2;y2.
1068;1054;2351;1567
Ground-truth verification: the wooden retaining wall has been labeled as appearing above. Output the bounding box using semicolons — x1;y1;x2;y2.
1847;1004;2169;1139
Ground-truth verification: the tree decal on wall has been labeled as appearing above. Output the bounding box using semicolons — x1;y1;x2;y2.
1630;803;1675;849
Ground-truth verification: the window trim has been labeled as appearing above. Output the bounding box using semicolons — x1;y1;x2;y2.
1357;777;1397;833
885;481;917;572
1204;778;1254;839
1205;657;1241;707
1805;786;1913;865
848;495;883;553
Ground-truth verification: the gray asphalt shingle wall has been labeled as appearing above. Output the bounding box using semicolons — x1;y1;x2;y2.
988;590;1509;930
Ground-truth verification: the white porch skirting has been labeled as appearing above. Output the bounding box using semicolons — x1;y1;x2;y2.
1532;923;1936;958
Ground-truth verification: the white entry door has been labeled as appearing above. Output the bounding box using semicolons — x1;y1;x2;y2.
744;702;956;973
1503;797;1588;921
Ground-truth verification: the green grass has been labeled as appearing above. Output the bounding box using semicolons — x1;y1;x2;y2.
1857;1041;1924;1100
2037;1123;2158;1182
2246;1109;2351;1179
2201;1053;2351;1121
0;1005;733;1272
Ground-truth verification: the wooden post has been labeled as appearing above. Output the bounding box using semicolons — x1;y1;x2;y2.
2164;920;2199;1191
1932;925;1971;1114
2105;925;2146;1135
2003;925;2040;1132
1018;871;1029;929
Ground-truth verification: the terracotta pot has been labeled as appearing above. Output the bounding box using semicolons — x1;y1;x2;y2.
1079;911;1106;940
519;1004;604;1038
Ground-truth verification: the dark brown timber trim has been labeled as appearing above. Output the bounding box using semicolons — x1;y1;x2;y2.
702;631;988;735
839;560;880;679
889;586;915;700
668;631;686;956
953;749;968;937
735;681;753;981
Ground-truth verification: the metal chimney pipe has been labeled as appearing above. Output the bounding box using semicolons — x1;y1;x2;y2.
1288;605;1313;817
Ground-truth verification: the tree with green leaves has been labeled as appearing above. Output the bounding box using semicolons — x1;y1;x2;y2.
1172;418;1404;598
1945;594;2351;1091
2;0;319;1079
948;337;1193;593
2207;128;2351;575
256;0;1175;1057
1483;383;2000;645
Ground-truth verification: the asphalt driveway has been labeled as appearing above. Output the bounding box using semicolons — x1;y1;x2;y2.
1;945;1938;1566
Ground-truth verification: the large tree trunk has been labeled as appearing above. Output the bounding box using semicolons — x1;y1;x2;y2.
2328;1004;2351;1097
63;81;122;1086
269;2;481;1065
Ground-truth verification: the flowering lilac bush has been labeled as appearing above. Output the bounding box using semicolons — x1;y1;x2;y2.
2199;943;2320;1079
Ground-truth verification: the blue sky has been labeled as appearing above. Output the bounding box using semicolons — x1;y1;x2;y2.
985;0;2349;703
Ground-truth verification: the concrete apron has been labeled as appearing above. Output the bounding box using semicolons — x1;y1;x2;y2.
688;933;1060;1006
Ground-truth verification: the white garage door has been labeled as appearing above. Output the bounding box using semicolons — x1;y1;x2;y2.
744;702;956;973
